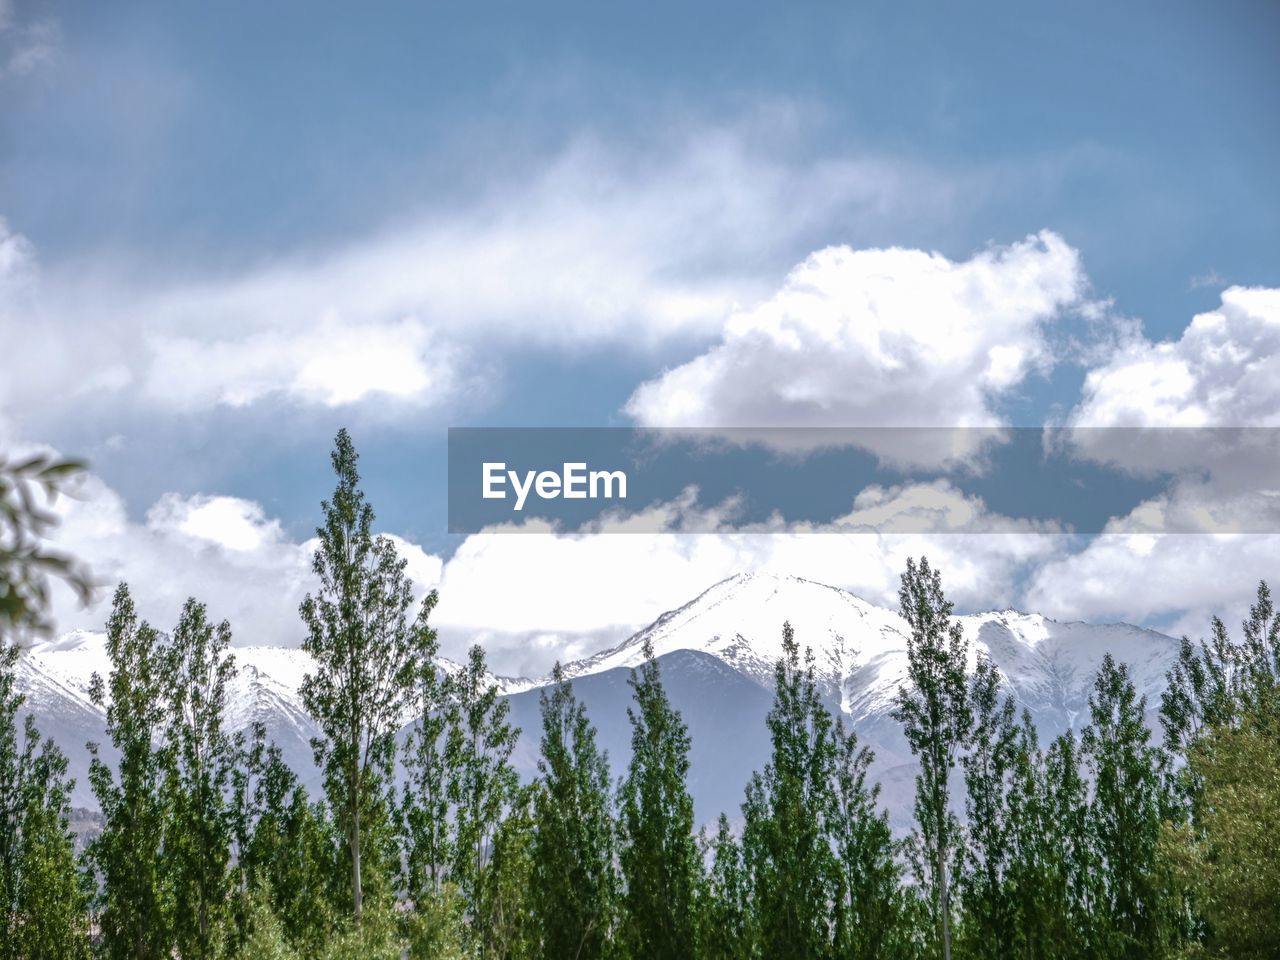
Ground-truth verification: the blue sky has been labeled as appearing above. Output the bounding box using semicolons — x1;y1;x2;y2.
3;0;1279;670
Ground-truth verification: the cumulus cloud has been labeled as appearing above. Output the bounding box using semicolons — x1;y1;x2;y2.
1;132;965;429
1026;286;1280;632
49;480;317;644
1072;286;1280;429
1024;531;1280;644
45;469;1060;676
431;482;1064;674
47;477;442;648
625;231;1087;454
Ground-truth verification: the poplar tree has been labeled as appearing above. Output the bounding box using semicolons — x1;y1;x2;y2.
1005;716;1093;959
398;589;455;908
1081;654;1167;959
958;654;1018;960
1164;701;1280;959
479;785;537;960
696;815;751;960
448;643;520;929
741;623;837;960
15;792;91;959
530;664;616;960
88;583;173;960
299;428;435;923
163;597;238;960
618;640;700;960
0;641;30;958
1;642;88;960
891;557;970;960
829;721;902;960
1161;580;1280;808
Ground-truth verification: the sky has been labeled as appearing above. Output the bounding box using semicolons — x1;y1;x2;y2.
2;0;1279;675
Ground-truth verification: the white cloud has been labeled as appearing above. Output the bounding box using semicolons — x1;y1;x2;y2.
625;231;1086;447
1024;529;1279;641
431;483;1064;674
1025;287;1280;633
2;133;966;428
143;316;460;409
1072;286;1280;428
48;479;318;645
48;479;449;649
45;469;1060;677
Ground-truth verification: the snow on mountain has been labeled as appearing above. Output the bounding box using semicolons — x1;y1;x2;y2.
11;572;1183;819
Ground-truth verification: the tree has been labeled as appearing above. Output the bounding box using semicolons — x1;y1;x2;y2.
891;557;970;960
696;815;751;960
398;590;454;908
958;654;1018;960
530;664;616;960
14;793;90;960
1162;581;1280;808
1004;717;1094;960
87;583;173;960
829;721;903;960
479;786;537;960
448;643;521;937
618;640;700;960
163;597;238;960
299;428;435;923
741;623;837;960
1;642;89;960
1163;704;1280;960
1081;654;1168;959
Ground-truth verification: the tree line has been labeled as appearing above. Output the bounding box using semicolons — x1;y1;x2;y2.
1;430;1278;959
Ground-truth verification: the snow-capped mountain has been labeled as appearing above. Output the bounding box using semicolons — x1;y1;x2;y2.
12;573;1182;826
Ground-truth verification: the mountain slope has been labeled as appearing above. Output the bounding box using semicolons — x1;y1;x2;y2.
11;573;1182;822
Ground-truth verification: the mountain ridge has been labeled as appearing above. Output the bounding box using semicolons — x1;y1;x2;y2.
12;572;1182;821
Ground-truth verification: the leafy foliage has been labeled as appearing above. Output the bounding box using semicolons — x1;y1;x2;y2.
0;451;92;640
618;640;700;960
892;556;971;960
299;428;435;923
530;664;616;959
6;438;1277;960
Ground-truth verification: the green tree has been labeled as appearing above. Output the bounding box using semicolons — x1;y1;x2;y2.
530;664;616;960
957;654;1018;960
891;557;970;960
479;786;537;960
14;793;91;960
448;643;521;939
741;623;837;960
163;597;238;960
270;790;338;955
398;589;454;909
696;815;752;960
87;583;173;960
1004;717;1094;959
1;642;89;960
299;428;435;923
1162;581;1280;807
618;640;700;960
830;721;903;960
1162;705;1280;960
1081;654;1168;959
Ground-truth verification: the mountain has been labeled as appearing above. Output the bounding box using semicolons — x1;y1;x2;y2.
11;573;1182;828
